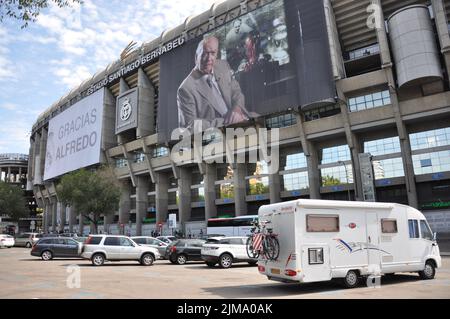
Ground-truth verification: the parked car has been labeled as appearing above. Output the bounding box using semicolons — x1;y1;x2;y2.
14;233;41;248
30;237;83;261
0;234;15;248
60;233;79;238
201;236;257;268
131;236;168;259
156;236;177;244
81;235;160;266
165;239;206;265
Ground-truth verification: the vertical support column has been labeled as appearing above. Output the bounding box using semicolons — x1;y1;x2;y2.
156;172;169;224
337;99;364;201
78;213;85;236
104;213;115;234
269;165;281;204
204;164;217;220
51;198;57;232
233;163;248;216
68;206;76;233
432;0;450;80
388;77;419;208
119;179;131;232
56;202;66;232
136;175;149;236
39;127;47;182
137;68;155;137
178;167;192;226
294;113;321;199
7;167;11;183
118;78;130;145
371;0;393;68
43;200;50;233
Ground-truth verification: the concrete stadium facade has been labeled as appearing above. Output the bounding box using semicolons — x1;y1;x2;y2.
27;0;450;243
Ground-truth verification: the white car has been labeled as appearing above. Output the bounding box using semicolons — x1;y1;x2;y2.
201;236;257;268
0;234;15;248
81;235;160;266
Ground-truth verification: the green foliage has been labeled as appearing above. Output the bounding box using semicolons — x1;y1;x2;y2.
321;175;342;187
57;166;120;233
0;0;82;28
248;182;269;195
0;181;27;221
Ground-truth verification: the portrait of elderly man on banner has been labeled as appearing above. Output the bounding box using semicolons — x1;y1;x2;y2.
177;36;256;131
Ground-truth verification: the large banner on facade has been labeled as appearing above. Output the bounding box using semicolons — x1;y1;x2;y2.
158;0;335;142
43;88;105;181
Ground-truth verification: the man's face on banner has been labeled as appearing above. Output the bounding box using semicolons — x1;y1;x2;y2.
196;37;219;74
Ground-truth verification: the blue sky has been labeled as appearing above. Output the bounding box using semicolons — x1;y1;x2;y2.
0;0;216;154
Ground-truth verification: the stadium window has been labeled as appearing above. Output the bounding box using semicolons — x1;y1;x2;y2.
304;104;340;122
348;90;391;112
152;147;169;158
265;113;296;128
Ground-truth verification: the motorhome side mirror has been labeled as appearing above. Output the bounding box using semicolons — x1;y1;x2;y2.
433;232;437;242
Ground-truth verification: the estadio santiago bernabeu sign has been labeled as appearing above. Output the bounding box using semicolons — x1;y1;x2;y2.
43;88;105;181
86;37;185;96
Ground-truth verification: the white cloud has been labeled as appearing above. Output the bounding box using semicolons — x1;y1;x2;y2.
0;103;18;111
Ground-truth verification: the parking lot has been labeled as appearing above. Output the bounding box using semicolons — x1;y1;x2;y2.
1;247;449;299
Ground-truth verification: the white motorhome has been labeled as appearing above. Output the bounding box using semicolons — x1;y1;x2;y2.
257;199;441;288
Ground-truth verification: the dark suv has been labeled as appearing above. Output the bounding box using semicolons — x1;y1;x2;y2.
166;239;206;265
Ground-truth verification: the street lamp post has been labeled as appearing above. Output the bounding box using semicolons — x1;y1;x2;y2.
338;161;352;201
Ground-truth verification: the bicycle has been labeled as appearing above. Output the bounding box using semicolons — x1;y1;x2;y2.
246;220;280;261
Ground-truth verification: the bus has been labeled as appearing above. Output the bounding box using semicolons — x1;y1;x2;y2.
206;215;258;237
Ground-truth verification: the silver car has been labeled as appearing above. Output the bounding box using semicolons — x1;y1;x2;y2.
131;236;168;259
81;235;160;266
14;233;41;248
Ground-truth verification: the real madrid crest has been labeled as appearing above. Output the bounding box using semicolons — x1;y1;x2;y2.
120;97;132;121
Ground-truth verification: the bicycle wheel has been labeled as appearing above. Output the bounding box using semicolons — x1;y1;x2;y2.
265;236;280;261
246;235;260;259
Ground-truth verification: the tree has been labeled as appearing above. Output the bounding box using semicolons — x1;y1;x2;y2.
0;0;82;28
321;175;342;187
56;166;121;234
0;181;27;221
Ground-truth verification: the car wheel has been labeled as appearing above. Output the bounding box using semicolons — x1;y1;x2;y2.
219;253;233;269
41;250;53;261
25;242;32;248
141;253;155;266
176;254;187;265
92;253;105;266
419;261;436;280
343;270;359;288
206;262;216;268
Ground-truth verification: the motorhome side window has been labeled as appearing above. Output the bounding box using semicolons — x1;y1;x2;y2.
408;220;420;239
308;248;324;265
381;219;398;233
306;215;339;232
420;220;433;241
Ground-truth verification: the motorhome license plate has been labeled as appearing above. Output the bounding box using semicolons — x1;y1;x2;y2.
271;268;281;275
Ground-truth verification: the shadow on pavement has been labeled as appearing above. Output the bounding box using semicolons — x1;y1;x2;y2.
202;274;425;298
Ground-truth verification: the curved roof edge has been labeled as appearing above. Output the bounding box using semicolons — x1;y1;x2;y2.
32;0;250;133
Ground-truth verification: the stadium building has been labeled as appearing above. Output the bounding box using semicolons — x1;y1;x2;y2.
1;154;39;233
28;0;450;245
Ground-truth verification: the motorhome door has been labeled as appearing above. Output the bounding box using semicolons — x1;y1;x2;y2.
301;245;331;282
366;212;381;271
